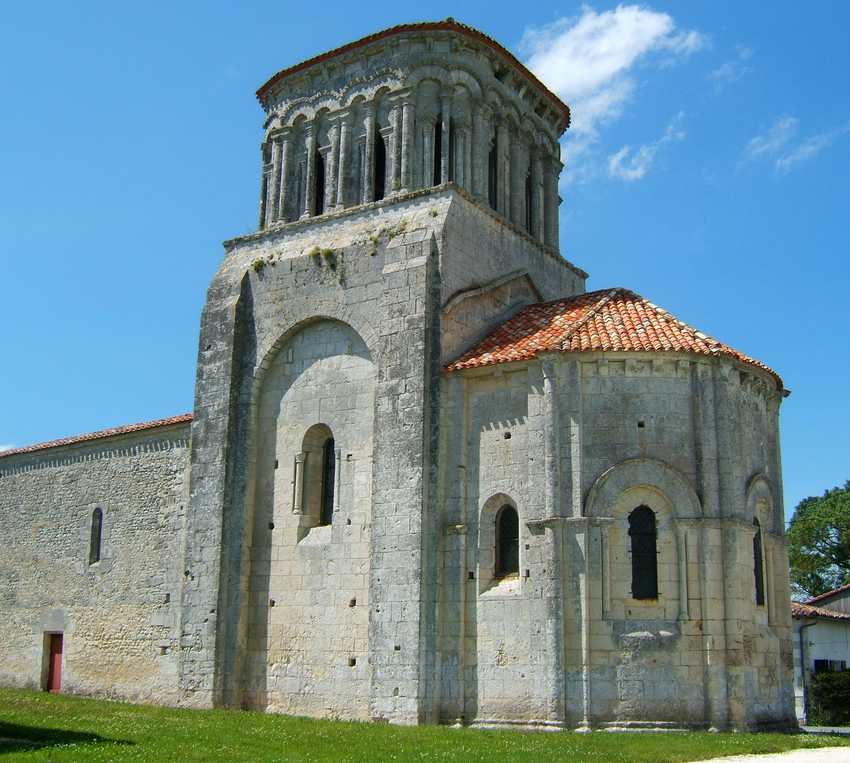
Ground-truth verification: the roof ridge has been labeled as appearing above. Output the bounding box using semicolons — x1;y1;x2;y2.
556;287;622;351
0;413;193;459
806;581;850;604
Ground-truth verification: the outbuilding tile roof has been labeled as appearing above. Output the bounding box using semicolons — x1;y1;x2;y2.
445;287;782;388
806;582;850;605
791;601;850;621
0;413;193;458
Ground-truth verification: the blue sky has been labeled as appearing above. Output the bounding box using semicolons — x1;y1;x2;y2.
1;1;848;515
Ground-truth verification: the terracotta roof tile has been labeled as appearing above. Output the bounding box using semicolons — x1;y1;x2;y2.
255;19;570;132
791;601;850;621
0;414;192;459
806;582;850;605
446;287;783;388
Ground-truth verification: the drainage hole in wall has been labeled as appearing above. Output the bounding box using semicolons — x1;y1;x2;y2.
637;420;645;428
394;645;401;651
346;518;352;525
164;593;170;604
269;599;276;607
268;522;275;530
160;646;168;656
524;569;530;578
349;598;356;608
393;687;399;696
349;658;357;667
503;431;512;439
468;571;474;580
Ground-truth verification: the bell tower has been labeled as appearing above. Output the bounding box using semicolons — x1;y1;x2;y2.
179;19;586;722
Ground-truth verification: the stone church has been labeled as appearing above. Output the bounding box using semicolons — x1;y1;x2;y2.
0;20;796;730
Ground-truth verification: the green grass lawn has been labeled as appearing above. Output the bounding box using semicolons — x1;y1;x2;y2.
0;688;847;762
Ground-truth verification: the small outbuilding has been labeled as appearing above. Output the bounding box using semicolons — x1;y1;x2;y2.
792;583;850;724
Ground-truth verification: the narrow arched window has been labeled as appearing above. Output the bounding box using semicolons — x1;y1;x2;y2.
373;132;386;201
488;137;498;210
753;518;765;606
314;150;325;215
89;508;103;565
432;117;442;186
628;506;658;600
524;171;533;232
320;437;336;526
495;505;519;578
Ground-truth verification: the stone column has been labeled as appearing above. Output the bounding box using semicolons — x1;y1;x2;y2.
277;129;292;222
292;452;306;514
391;103;402;193
525;359;567;728
453;125;466;187
269;136;282;223
326;122;340;212
435;374;468;723
542;155;555;246
258;145;269;229
472;104;488;200
440;94;451;184
336;111;351;209
510;133;523;225
400;98;415;193
363;105;375;204
693;361;729;729
497;121;509;215
422;119;435;188
463;127;472;193
550;157;562;249
531;150;544;244
302;122;316;218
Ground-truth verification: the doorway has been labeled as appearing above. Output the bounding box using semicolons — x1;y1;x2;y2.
45;633;63;692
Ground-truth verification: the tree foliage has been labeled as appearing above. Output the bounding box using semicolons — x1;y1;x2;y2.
787;480;850;598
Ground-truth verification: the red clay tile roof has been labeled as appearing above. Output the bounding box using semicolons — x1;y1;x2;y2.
445;287;783;388
792;601;850;621
806;582;850;605
0;414;192;458
255;19;570;132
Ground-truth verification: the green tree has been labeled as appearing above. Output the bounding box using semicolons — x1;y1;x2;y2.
787;481;850;598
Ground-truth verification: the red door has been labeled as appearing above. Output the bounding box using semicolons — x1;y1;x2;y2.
46;634;63;692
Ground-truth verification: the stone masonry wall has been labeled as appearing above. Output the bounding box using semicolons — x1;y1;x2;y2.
0;422;190;704
440;351;794;729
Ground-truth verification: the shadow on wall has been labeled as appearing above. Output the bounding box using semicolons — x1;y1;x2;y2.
0;720;133;754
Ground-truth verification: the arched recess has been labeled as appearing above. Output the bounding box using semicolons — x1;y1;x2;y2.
585;458;701;621
238;317;377;716
585;458;702;520
746;473;776;620
405;63;484;100
745;473;776;532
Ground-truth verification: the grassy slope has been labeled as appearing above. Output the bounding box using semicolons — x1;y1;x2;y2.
0;689;847;762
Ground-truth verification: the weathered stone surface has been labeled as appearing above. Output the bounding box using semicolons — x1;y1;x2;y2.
0;20;795;732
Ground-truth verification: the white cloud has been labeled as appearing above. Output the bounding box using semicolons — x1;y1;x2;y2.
709;45;753;89
520;5;706;181
745;116;798;160
608;112;687;181
776;126;849;174
744;117;849;173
